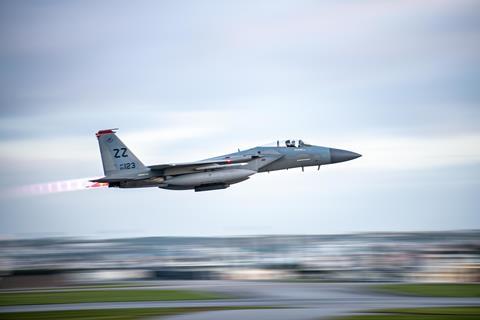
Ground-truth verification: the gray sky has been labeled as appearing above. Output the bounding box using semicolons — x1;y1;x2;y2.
1;0;479;238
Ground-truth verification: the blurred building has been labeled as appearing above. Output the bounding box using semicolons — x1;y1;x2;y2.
0;231;479;288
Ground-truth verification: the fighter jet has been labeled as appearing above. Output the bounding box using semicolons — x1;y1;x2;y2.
92;129;361;192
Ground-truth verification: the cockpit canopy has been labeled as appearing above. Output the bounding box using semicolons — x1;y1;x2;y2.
262;139;311;148
284;139;310;147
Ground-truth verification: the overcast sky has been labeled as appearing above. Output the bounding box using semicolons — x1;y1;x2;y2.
1;0;479;238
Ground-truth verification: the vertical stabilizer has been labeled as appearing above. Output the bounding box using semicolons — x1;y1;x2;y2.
96;129;146;176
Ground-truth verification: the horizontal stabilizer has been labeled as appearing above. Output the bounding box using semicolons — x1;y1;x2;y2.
90;177;126;183
90;172;151;183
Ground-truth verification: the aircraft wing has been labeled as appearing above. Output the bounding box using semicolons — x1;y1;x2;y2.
91;154;283;183
148;155;259;171
90;156;258;183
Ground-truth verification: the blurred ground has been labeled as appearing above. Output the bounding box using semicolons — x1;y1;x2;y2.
0;281;479;319
1;232;479;318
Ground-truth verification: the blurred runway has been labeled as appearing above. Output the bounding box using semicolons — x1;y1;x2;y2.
1;281;479;319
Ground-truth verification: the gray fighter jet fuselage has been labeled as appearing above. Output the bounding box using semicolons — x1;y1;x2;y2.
92;129;361;192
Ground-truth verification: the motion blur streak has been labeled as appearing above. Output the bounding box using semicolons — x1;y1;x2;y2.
4;178;108;198
0;231;478;287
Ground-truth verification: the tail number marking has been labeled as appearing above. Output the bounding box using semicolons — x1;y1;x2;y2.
113;148;128;158
120;162;136;170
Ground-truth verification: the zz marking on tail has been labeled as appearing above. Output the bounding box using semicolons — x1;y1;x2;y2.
113;148;128;158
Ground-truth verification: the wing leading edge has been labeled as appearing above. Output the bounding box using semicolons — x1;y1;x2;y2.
148;155;259;171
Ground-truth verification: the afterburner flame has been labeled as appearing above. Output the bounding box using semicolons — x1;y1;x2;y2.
6;178;108;197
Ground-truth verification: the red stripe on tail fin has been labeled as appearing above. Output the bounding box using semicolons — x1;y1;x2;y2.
96;128;118;138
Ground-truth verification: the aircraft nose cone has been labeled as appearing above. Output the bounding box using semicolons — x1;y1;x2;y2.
329;148;362;163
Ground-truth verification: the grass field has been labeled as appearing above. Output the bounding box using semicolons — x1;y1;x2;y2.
0;289;227;306
374;283;480;297
335;306;480;320
0;306;273;320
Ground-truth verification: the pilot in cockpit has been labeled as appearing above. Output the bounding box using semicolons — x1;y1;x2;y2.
285;140;296;147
